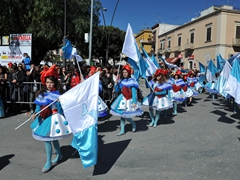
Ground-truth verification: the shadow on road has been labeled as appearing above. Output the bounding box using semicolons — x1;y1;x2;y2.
211;110;236;124
93;138;131;175
0;154;15;171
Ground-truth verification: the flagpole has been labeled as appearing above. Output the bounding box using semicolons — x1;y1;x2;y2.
116;53;123;79
15;99;58;130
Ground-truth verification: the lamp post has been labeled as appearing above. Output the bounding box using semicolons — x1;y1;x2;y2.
104;0;120;66
89;0;94;65
63;0;67;68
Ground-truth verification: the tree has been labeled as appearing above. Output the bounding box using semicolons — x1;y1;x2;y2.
0;0;102;64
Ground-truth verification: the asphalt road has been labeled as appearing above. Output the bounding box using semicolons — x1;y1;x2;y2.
0;82;240;180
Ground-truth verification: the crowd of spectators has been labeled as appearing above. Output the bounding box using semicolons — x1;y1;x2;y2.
0;61;118;116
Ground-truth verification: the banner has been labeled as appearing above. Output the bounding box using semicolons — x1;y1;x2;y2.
0;33;32;66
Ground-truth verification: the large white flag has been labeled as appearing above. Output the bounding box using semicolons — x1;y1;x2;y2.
122;23;138;62
59;72;99;169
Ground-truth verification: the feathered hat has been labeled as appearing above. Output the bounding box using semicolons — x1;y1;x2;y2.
154;69;165;77
175;69;182;76
122;64;132;75
40;64;58;85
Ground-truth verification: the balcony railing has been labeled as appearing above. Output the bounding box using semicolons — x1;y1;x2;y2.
158;49;164;54
185;43;194;49
174;46;181;51
164;48;171;53
232;38;240;46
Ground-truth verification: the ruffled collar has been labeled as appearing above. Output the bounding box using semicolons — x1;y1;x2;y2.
34;90;60;106
119;78;139;89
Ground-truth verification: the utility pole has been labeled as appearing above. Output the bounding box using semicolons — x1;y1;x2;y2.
89;0;94;65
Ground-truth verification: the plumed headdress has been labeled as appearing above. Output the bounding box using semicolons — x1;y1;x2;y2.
40;64;58;85
122;64;132;75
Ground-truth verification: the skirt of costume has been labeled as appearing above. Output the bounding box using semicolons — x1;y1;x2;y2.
0;98;5;118
142;93;173;111
110;94;143;118
205;82;218;94
195;82;204;91
188;87;199;96
170;90;187;102
30;113;72;141
98;96;108;117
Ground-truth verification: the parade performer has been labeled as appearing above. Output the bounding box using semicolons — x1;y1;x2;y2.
30;64;72;173
110;64;143;135
170;69;187;115
186;71;199;105
88;66;108;118
143;69;172;127
205;73;219;99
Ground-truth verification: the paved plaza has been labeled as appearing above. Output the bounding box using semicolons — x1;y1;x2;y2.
0;83;240;180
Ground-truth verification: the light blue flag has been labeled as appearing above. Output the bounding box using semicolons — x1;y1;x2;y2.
136;44;149;79
224;58;240;104
199;62;206;73
160;57;181;70
206;60;218;82
62;39;73;60
128;58;140;80
151;54;160;68
227;53;240;66
59;72;99;169
141;46;157;77
216;54;225;71
214;61;232;97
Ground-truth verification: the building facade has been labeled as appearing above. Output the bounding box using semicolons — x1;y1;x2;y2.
157;5;240;69
135;29;153;54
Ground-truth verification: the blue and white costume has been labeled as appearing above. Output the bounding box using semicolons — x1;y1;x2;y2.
143;81;173;111
98;81;108;117
30;91;72;141
110;78;143;118
205;79;218;94
170;78;188;102
187;77;199;96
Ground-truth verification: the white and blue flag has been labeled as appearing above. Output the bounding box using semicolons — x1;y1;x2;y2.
206;60;218;82
214;61;232;97
122;23;149;79
141;46;157;77
224;58;240;104
59;72;99;169
216;54;225;72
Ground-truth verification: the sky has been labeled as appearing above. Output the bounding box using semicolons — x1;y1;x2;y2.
99;0;240;33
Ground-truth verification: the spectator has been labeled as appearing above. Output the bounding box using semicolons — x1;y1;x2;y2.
0;66;7;117
22;53;31;70
70;68;82;88
8;65;26;114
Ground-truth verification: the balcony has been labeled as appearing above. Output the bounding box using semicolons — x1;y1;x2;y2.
158;49;164;54
185;43;194;49
174;46;181;51
232;38;240;46
164;48;171;53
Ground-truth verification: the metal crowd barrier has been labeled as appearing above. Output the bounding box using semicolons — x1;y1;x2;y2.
3;82;114;105
4;82;43;104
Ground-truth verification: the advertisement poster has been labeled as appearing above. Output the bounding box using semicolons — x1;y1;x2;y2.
0;34;32;66
2;36;9;45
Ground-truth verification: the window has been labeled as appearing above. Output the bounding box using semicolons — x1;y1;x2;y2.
190;30;194;43
206;24;212;42
168;37;171;48
160;39;165;50
236;26;240;39
178;36;181;46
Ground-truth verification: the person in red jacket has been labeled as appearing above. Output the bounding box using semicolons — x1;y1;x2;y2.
70;68;83;88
